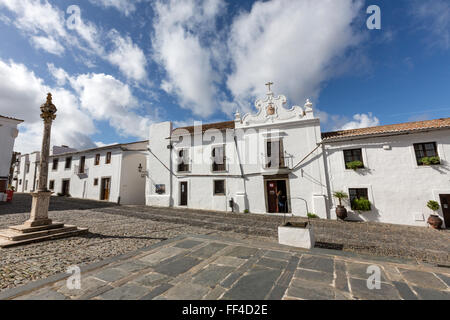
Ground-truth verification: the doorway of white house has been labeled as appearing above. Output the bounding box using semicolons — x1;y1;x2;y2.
439;194;450;228
180;181;188;206
265;177;290;214
61;179;70;196
100;178;111;201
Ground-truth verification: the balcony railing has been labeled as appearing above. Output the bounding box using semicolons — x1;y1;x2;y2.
263;153;293;170
74;165;89;176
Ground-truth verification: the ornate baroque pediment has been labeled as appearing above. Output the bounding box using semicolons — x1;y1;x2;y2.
236;83;314;127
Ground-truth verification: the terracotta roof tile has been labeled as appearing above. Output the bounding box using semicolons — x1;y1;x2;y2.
172;120;235;135
322;117;450;141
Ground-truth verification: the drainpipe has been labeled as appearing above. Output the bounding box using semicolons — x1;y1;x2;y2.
233;130;248;211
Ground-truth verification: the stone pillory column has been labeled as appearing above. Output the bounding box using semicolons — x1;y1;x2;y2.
25;93;56;227
0;93;88;248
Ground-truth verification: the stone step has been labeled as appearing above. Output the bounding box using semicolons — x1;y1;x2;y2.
0;225;78;241
9;223;65;234
0;228;88;248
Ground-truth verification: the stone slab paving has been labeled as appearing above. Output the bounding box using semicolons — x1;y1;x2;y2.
1;194;449;294
0;195;269;292
1;234;449;300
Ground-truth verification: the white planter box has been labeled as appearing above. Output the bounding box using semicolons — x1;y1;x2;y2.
278;223;315;249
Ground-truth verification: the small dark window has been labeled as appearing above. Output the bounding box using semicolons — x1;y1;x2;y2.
349;188;370;210
26;163;30;173
106;152;111;164
155;184;166;195
49;180;55;190
52;159;59;170
65;157;72;169
212;146;226;172
94;178;99;186
214;180;226;195
414;142;439;165
19;179;22;185
95;154;100;166
344;149;364;169
177;149;190;172
79;156;86;173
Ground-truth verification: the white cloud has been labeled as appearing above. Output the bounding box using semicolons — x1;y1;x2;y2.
0;0;68;55
47;63;70;86
88;0;141;16
0;59;97;154
0;0;148;82
411;0;450;49
69;73;151;138
152;0;225;117
0;58;154;154
227;0;363;112
0;0;67;37
338;113;380;130
107;30;148;82
31;36;65;55
151;0;365;118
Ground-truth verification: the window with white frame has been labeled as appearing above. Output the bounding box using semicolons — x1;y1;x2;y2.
343;148;364;169
413;142;440;166
349;188;371;211
213;180;225;196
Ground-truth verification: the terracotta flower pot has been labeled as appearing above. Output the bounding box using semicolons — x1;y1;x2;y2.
427;215;443;230
336;206;348;221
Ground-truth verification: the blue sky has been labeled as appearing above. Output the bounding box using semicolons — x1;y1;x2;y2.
0;0;449;154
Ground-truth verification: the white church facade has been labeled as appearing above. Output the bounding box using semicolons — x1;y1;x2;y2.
145;87;450;228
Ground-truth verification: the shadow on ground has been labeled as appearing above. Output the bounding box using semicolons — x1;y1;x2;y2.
0;193;119;215
82;232;168;242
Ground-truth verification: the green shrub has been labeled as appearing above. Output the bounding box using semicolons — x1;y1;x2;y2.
346;160;364;170
307;213;319;219
351;197;371;212
420;156;440;165
244;209;249;214
427;200;440;213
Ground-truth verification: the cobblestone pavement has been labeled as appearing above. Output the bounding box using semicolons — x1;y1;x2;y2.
1;194;449;293
94;204;450;265
1;234;449;300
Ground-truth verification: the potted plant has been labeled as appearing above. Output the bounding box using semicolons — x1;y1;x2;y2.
346;160;364;170
420;156;441;166
352;197;372;213
427;200;443;229
333;191;348;220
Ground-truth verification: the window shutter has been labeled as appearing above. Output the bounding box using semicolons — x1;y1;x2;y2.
279;140;285;168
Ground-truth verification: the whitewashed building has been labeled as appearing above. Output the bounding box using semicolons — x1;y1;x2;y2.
14;141;148;205
0;115;23;193
323;119;450;228
146;87;450;228
46;141;148;204
14;152;40;193
146;87;329;218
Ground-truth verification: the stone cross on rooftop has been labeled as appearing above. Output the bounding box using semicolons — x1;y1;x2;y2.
265;81;274;93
